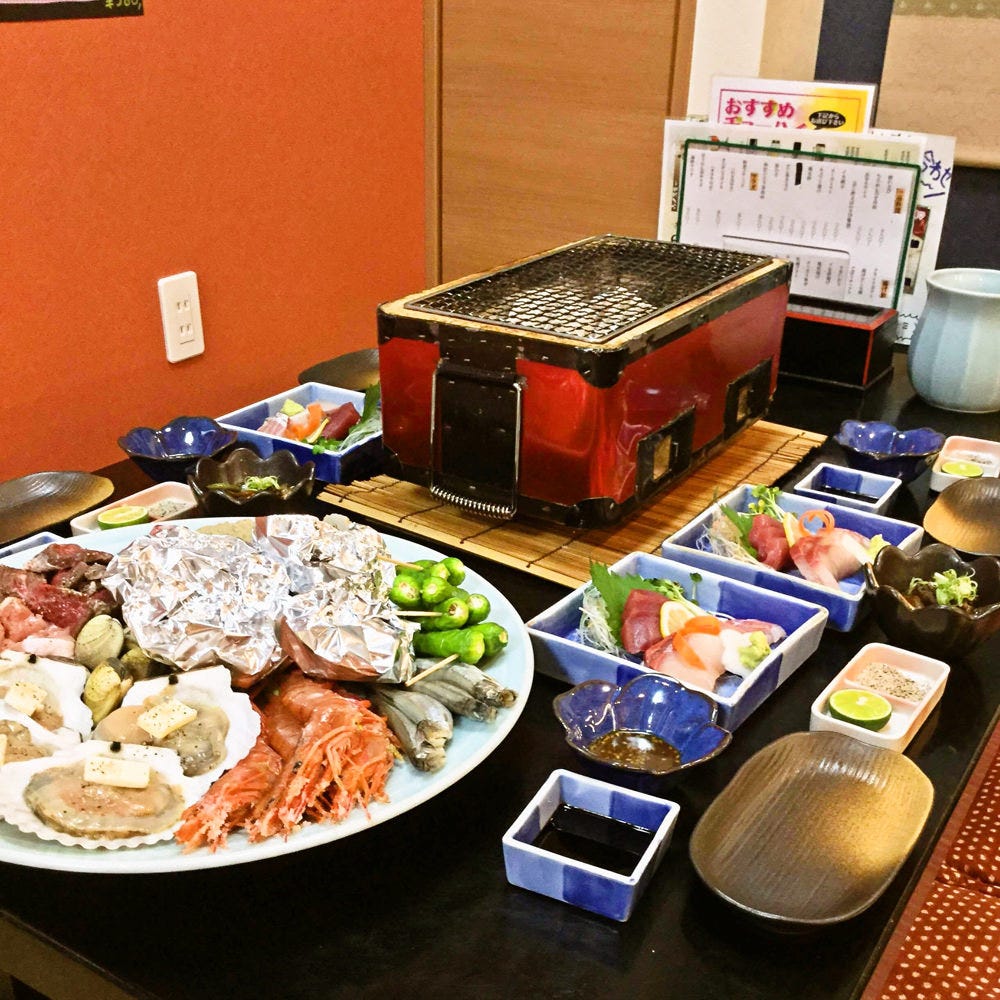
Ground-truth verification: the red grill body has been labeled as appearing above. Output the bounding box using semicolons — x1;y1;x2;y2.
377;236;791;526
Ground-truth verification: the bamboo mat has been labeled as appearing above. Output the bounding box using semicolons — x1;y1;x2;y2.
318;420;825;589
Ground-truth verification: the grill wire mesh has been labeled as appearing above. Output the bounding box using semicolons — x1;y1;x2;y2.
407;236;769;343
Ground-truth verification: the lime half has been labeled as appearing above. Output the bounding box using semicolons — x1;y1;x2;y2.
96;505;150;530
828;689;892;731
942;459;984;478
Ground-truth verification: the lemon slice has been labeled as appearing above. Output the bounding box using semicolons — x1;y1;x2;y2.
941;459;984;478
659;600;697;637
96;505;150;530
827;688;892;731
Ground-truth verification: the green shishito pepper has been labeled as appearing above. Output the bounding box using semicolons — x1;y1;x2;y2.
413;628;486;665
423;597;470;631
468;621;508;657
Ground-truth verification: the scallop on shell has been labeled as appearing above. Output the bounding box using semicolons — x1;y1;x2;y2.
0;741;206;850
101;665;260;783
0;652;93;739
0;704;81;763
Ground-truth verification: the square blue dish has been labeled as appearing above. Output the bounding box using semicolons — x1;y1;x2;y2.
660;485;923;632
791;463;902;516
526;551;828;731
216;382;382;484
502;768;680;922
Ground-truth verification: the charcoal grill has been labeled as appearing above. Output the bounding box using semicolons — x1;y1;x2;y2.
377;235;791;526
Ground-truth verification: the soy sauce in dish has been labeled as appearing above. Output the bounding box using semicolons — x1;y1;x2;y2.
813;484;881;504
587;730;682;772
533;803;654;875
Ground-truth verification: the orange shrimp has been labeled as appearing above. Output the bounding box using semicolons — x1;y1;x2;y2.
248;669;395;841
175;709;283;853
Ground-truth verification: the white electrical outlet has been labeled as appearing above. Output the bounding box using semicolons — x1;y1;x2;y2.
158;271;205;363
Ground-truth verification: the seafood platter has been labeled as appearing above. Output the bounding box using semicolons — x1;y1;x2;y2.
0;514;532;873
661;484;924;631
216;382;382;485
527;551;827;731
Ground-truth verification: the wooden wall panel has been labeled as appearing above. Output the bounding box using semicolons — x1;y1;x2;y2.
438;0;694;281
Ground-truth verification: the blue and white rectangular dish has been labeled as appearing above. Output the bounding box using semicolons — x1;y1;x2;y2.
502;768;680;922
217;382;382;484
660;485;923;632
526;551;828;731
792;462;902;515
0;531;63;561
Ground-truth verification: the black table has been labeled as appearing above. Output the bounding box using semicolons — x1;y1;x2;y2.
3;354;1000;1000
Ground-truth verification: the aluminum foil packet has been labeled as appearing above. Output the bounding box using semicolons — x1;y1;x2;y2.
254;513;395;597
103;523;291;688
279;578;418;684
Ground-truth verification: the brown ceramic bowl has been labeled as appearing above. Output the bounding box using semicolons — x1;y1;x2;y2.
866;543;1000;660
188;446;315;517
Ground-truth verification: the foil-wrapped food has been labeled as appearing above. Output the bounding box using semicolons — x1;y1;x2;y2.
102;516;415;688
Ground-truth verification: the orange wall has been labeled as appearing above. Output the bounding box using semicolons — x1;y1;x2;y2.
0;2;425;479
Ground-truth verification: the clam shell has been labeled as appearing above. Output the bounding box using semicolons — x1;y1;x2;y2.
121;665;260;782
0;741;208;850
924;478;1000;556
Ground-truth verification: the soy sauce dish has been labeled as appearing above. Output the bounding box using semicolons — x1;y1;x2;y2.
553;673;732;777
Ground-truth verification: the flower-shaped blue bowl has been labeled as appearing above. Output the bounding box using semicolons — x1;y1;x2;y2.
119;416;238;482
553;673;732;777
835;420;944;483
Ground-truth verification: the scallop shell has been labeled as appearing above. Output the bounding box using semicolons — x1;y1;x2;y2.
924;478;1000;556
0;741;207;850
0;704;81;761
0;652;93;738
120;665;260;782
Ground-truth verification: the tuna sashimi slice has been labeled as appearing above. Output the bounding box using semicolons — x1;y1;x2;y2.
748;513;791;570
620;589;670;655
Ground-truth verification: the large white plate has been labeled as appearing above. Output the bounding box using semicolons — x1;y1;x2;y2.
0;518;533;873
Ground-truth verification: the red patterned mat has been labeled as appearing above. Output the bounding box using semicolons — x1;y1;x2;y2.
861;718;1000;1000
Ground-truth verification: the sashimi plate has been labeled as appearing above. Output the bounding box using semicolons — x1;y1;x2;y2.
0;518;533;874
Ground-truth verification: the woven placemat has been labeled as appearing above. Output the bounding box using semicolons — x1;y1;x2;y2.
318;420;825;589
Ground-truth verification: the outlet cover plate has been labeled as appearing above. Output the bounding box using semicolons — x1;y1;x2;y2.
158;270;204;363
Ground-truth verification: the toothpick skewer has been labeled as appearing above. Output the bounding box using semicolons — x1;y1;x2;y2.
394;609;444;617
406;654;459;687
387;558;423;571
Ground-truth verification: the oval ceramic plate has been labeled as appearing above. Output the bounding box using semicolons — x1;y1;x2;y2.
924;477;1000;556
0;472;113;546
689;730;933;925
0;518;533;873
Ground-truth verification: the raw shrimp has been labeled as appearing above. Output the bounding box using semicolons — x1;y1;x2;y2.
249;669;396;841
174;708;282;853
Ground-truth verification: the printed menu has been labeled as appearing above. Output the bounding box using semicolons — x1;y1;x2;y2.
676;140;919;310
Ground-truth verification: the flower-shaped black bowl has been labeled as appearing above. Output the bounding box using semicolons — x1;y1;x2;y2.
119;416;238;482
866;543;1000;659
188;446;315;517
835;420;945;483
553;673;732;777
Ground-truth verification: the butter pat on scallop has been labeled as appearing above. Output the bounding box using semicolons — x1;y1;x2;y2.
4;680;48;719
136;699;198;740
84;754;151;789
